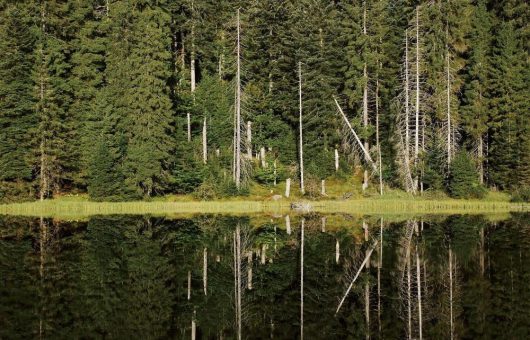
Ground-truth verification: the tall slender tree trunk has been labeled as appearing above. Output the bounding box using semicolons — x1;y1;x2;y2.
234;9;242;189
414;8;421;191
247;121;252;159
39;2;48;201
376;66;383;195
404;30;412;190
202;117;207;164
478;135;484;184
298;62;304;195
362;1;369;192
446;41;452;167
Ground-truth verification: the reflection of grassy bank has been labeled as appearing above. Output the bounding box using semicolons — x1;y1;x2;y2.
0;194;527;218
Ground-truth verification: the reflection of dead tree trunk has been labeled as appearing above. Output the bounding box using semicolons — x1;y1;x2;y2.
378;219;383;335
336;239;340;264
191;309;196;340
247;251;253;290
336;240;378;314
300;218;304;339
449;247;454;340
203;248;207;295
234;224;242;340
416;245;423;340
187;270;191;300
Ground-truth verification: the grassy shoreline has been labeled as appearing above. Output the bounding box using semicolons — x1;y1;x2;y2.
0;195;527;218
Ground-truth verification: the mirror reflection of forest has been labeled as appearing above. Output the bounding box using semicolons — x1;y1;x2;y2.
1;213;529;339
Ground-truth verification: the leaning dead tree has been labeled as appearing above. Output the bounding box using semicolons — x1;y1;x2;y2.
333;97;378;173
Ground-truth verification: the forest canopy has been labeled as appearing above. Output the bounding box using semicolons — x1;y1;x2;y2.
0;0;528;202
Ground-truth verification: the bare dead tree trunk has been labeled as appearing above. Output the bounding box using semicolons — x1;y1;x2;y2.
335;148;339;172
234;9;242;189
414;7;420;163
334;98;377;171
285;178;291;198
187;112;191;142
414;7;421;192
298;62;305;195
405;31;411;170
478;136;484;184
285;215;291;235
336;238;340;264
376;66;383;196
362;1;369;192
321;180;326;196
446;43;452;167
247;121;252;159
202;117;207;164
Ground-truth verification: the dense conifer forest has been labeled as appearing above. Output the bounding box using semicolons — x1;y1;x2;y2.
0;0;528;202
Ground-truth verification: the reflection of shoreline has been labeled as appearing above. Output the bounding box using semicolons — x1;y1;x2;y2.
0;199;526;219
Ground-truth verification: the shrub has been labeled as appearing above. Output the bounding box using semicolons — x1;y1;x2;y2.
511;186;530;202
253;161;286;186
448;151;486;199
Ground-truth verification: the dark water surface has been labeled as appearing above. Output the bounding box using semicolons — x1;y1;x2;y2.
1;213;529;339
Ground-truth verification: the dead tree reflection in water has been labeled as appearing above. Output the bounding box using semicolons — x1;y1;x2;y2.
397;220;430;340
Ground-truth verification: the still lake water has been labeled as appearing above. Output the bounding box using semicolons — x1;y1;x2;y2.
1;213;529;339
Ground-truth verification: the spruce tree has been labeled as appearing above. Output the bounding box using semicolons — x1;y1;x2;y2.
121;1;175;197
0;2;36;200
32;0;77;199
461;0;491;184
487;21;528;189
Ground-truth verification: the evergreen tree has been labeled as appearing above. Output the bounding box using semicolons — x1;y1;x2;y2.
461;0;491;184
487;21;528;189
448;150;486;198
32;0;78;199
120;1;175;197
0;1;36;200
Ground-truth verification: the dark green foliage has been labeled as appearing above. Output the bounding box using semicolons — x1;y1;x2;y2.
87;135;128;201
0;0;527;200
0;3;35;182
448;151;486;199
253;160;286;186
510;187;530;203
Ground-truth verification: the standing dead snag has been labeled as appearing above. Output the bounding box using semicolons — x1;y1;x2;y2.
298;62;305;195
234;8;242;189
